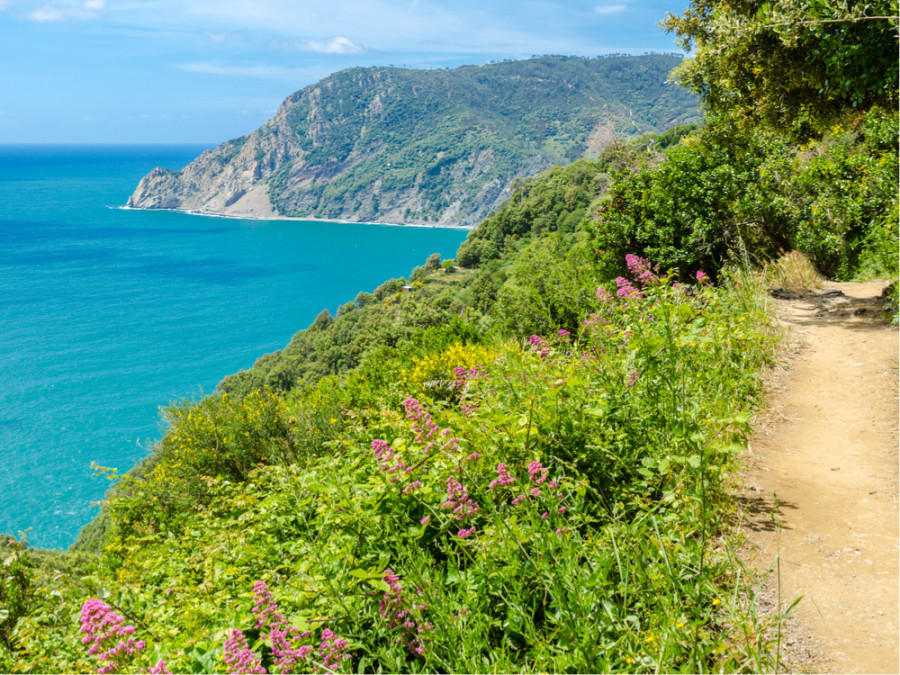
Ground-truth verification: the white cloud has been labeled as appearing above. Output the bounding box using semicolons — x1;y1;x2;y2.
594;3;627;15
178;60;327;81
22;0;106;21
279;36;364;55
28;4;63;20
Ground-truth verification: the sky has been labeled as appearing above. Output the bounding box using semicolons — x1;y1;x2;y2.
0;0;690;144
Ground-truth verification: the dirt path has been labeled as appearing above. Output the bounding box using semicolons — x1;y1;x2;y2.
741;281;899;674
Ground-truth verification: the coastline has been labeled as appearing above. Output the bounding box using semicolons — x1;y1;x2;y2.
114;204;476;231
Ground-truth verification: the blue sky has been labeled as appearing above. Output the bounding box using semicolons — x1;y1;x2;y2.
0;0;690;144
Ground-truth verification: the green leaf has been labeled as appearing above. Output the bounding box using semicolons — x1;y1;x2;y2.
368;579;390;593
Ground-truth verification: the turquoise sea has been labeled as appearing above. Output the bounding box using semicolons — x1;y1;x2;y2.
0;145;468;549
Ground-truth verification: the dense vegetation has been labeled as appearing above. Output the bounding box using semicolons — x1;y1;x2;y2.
2;0;896;672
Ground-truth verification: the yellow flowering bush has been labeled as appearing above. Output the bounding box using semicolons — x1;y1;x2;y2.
404;342;502;389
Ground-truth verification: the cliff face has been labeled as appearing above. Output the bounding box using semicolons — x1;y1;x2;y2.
128;54;700;226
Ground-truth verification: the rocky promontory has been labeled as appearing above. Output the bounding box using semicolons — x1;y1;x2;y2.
128;54;699;226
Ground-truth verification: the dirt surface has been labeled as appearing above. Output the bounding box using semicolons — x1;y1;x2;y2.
741;281;899;674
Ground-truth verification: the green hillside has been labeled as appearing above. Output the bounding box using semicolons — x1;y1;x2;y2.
2;1;896;672
270;54;699;221
128;54;699;226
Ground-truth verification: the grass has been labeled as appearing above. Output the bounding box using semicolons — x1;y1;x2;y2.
763;251;824;295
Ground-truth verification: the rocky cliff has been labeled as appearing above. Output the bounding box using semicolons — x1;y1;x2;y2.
128;54;699;226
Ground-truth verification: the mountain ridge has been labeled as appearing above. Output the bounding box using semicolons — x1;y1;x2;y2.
127;54;699;226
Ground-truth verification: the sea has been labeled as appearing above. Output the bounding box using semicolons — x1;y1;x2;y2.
0;145;469;549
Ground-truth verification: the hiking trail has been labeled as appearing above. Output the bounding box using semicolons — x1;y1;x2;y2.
742;280;899;674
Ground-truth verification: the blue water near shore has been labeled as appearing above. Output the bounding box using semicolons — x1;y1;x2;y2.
0;145;468;549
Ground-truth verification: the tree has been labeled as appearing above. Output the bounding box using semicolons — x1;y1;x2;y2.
663;0;898;137
424;253;442;273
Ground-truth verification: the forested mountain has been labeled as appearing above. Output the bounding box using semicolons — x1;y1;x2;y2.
127;54;698;226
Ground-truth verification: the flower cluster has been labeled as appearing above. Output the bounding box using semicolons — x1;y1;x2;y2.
595;254;663;306
404;397;460;455
457;525;477;538
372;438;408;483
488;463;516;490
509;461;564;516
625;254;659;287
148;660;172;674
379;569;430;657
402;480;422;494
529;334;551;358
318;629;351;671
443;476;479;526
527;461;549;484
223;629;266;675
596;286;614;304
453;365;480;391
79;599;147;675
405;397;440;442
252;581;312;674
615;276;643;299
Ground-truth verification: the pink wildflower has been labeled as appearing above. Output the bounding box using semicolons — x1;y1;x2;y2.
443;476;478;521
252;581;313;674
223;629;266;675
596;287;614;303
379;570;429;657
402;480;422;494
626;254;658;286
148;661;172;675
616;276;643;299
457;526;477;538
79;599;146;674
488;463;516;490
454;366;480;390
527;461;549;484
318;628;351;671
